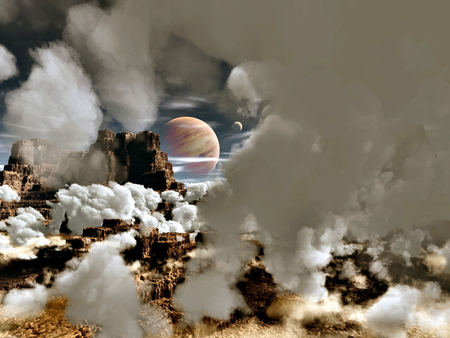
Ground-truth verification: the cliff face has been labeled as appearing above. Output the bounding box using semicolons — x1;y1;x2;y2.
0;130;183;221
60;129;184;191
1;129;184;197
0;147;59;220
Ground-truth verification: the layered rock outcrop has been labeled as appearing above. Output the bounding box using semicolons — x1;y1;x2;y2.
4;129;183;192
67;218;194;264
0;157;58;220
59;130;184;191
0;130;184;221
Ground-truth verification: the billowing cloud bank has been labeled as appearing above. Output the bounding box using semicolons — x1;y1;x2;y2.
50;182;204;235
137;0;450;333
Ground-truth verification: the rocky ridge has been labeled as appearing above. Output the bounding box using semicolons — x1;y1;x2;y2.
0;132;391;337
4;129;184;192
0;130;184;221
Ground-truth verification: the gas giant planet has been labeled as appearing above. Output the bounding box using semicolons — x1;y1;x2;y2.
163;117;220;175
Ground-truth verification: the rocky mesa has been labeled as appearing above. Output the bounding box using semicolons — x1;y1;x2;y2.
0;130;184;221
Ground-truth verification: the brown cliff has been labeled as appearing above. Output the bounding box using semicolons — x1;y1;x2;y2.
0;130;184;221
59;130;184;191
4;129;183;192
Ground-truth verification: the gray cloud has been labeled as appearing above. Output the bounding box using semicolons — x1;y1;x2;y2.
0;0;19;25
400;36;434;72
64;1;160;132
0;44;18;82
4;42;102;151
158;0;450;325
0;0;87;30
155;35;225;98
397;77;450;154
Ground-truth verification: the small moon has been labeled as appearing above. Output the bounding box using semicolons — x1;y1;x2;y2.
232;121;243;132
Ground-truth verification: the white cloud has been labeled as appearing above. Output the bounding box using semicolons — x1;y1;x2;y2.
169;157;227;163
160;190;184;204
366;283;447;338
64;1;159;132
172;165;185;173
54;235;142;338
159;98;202;110
0;44;18;82
55;182;161;235
4;207;46;246
52;182;205;235
0;185;19;202
185;183;209;203
4;42;102;151
222;130;254;141
2;284;48;318
0;234;65;262
172;202;201;232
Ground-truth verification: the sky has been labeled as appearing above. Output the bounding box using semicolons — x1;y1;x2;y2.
0;1;258;183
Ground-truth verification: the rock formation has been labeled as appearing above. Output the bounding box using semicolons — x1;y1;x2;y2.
59;130;184;191
3;129;183;193
0;131;366;336
0;212;385;337
0;160;57;220
0;130;184;221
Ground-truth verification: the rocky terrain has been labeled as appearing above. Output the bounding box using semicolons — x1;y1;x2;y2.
0;131;397;337
0;216;377;337
0;208;397;338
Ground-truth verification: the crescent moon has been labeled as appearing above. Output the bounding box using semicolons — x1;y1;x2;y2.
232;121;243;132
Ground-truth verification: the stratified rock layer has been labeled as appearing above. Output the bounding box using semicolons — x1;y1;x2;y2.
6;129;183;191
60;130;183;190
0;130;184;220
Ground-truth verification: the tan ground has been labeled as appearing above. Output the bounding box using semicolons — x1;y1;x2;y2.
0;297;97;338
0;295;439;338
